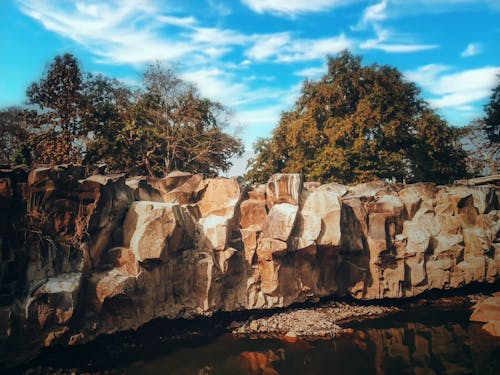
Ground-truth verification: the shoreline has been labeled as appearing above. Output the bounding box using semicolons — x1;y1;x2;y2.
229;290;495;341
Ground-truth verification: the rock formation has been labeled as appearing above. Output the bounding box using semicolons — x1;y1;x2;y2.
0;165;499;360
470;293;500;336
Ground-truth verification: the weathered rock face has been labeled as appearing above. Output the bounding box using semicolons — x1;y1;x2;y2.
1;168;499;358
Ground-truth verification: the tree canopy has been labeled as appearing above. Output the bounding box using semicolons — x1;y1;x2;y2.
484;75;500;144
1;54;243;177
459;75;500;177
246;51;468;185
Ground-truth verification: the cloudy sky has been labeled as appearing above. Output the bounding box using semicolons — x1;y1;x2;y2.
1;0;499;175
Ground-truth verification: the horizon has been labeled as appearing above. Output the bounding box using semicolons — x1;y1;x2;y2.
1;0;499;176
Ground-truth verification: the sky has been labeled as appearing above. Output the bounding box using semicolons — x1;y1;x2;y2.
1;0;499;176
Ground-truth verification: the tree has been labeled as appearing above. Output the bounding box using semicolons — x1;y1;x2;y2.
460;119;500;176
82;74;138;172
84;63;243;177
411;110;468;184
25;53;85;165
0;107;30;164
246;51;468;184
484;75;500;144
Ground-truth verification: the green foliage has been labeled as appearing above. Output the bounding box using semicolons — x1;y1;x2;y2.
246;51;468;184
459;119;500;176
26;53;85;164
84;63;243;177
484;75;500;144
1;54;243;176
0;107;30;163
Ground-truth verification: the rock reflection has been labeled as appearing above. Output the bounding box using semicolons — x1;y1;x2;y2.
21;311;500;374
349;321;498;375
237;350;284;375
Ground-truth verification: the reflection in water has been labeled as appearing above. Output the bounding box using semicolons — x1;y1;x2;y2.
114;310;499;375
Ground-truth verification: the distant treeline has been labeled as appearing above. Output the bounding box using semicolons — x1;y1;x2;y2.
0;51;498;182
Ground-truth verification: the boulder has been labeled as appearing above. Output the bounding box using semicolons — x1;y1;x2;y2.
470;294;500;337
92;269;138;308
198;178;241;218
161;173;204;204
125;176;163;202
266;173;302;207
26;273;82;328
198;215;230;251
470;294;500;323
123;202;190;261
240;199;268;230
261;203;299;242
296;190;342;248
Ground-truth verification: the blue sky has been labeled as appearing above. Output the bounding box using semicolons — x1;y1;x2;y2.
1;0;499;175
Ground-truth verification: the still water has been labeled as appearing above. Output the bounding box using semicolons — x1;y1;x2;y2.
21;309;500;374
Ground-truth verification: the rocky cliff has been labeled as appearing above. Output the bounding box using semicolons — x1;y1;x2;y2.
0;165;499;356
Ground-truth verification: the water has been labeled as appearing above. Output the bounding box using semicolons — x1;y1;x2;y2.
13;308;500;374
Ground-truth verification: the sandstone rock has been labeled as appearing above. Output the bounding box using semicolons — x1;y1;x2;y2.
303;181;321;191
463;227;492;258
482;320;500;336
435;214;462;234
258;249;281;295
405;257;426;287
248;185;266;201
261;203;298;242
403;221;431;256
123;202;190;261
155;170;194;191
471;295;500;323
26;273;82;328
78;174;134;268
296;190;342;248
340;197;368;252
266;173;302;207
346;181;394;198
432;234;464;258
92;268;138;307
161;173;204;204
241;228;258;265
198;177;241;218
257;238;288;254
446;185;497;215
3;164;500;359
100;247;140;276
198;215;230;251
240;199;267;230
317;182;348;196
125;176;163;202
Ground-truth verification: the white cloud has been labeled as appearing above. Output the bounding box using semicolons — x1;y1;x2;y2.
248;33;352;62
405;65;500;109
461;43;482;57
405;64;451;87
242;0;355;15
18;0;200;65
156;15;197;27
294;66;325;78
189;27;251;45
359;0;387;26
246;33;291;60
360;26;438;53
